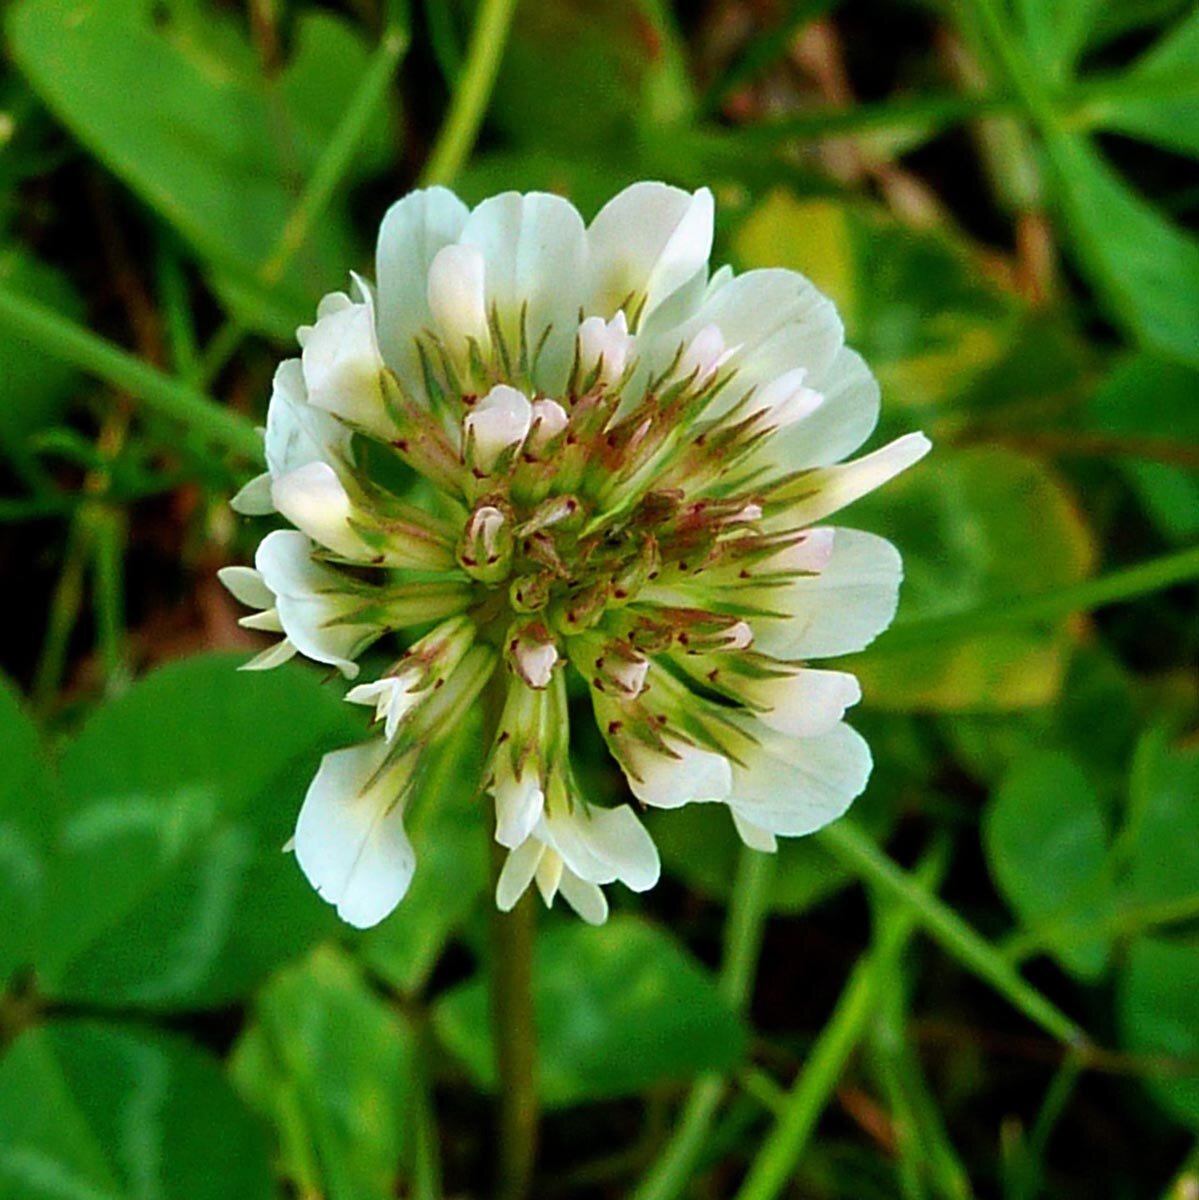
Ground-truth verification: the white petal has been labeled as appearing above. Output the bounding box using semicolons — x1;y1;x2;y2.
622;736;733;809
218;565;274;610
294;739;416;929
577;806;660;892
346;673;425;741
300;293;389;440
751;529;903;660
783;345;880;468
748;368;824;428
745;669;862;738
528;398;569;449
676;323;731;386
230;473;274;516
271;462;361;560
255;531;373;678
376;187;470;388
731;810;778;853
264;358;351;478
647;268;843;416
494;772;545;849
534;847;564;905
496;837;546;911
459;191;588;394
557;869;609;925
241;639;298;672
512;639;558;690
427;242;488;356
465;384;533;471
587;183;714;324
779;432;932;527
577;311;635;386
239;610;284;633
729;721;871;838
760;527;836;574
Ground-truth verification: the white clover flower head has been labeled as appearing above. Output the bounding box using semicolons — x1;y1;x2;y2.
221;181;930;928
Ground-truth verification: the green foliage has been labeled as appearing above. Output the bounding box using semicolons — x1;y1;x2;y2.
0;246;82;451
232;946;418;1200
0;0;1196;1196
7;0;397;337
0;675;54;987
853;446;1094;710
1045;132;1199;370
37;654;360;1009
1087;354;1199;543
433;916;748;1106
1120;936;1199;1128
0;1019;274;1199
985;750;1113;978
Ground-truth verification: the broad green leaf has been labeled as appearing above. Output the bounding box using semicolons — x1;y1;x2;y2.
1087;354;1199;543
433;916;747;1106
0;245;83;451
732;190;1015;410
1045;132;1199;368
984;750;1113;979
944;647;1139;804
1119;936;1199;1128
0;1018;274;1199
1127;734;1199;910
38;653;362;1010
1097;9;1199;159
488;0;693;154
7;0;396;337
231;946;417;1200
852;447;1095;711
359;709;488;994
0;673;54;988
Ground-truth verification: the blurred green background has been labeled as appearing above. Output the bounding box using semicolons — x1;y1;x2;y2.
0;0;1197;1197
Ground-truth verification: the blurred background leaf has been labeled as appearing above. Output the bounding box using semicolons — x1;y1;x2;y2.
0;1019;275;1199
36;654;360;1009
433;915;748;1106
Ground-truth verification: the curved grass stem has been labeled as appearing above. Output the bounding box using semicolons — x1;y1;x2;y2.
632;847;776;1200
419;0;519;186
733;842;948;1200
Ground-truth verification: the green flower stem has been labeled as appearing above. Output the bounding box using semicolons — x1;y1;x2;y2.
819;822;1088;1048
91;504;129;697
419;0;519;187
193;18;410;385
260;24;409;285
411;1034;445;1200
481;675;538;1200
487;870;538;1200
720;848;777;1008
32;515;91;716
632;848;776;1200
875;545;1199;653
733;844;945;1200
0;285;262;462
